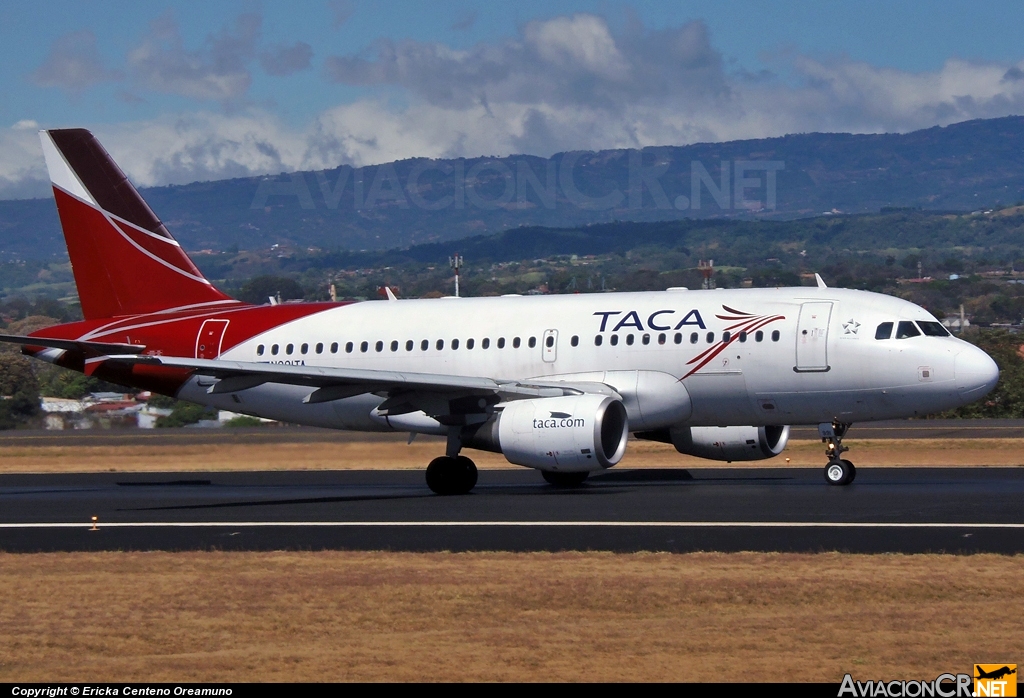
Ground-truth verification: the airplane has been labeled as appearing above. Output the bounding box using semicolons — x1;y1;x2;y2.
0;128;1000;495
975;666;1016;681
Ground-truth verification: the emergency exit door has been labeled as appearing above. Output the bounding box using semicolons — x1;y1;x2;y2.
196;319;229;359
795;302;832;371
542;329;558;363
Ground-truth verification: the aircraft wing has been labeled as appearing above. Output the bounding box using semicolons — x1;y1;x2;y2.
0;333;144;356
94;354;614;412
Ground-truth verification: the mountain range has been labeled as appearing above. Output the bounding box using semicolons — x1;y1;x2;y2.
2;115;1024;262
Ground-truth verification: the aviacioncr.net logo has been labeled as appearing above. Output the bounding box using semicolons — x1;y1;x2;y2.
533;411;585;429
838;673;973;697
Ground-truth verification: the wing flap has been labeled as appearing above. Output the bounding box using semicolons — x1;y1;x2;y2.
93;354;596;404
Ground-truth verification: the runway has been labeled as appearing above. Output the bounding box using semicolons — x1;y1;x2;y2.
2;467;1023;553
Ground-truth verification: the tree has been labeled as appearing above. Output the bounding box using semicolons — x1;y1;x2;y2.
237;276;306;305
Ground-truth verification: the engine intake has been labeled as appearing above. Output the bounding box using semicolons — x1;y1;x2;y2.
637;425;790;461
463;394;629;472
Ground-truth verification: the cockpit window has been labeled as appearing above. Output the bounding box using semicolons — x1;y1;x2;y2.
917;321;951;337
895;321;921;339
875;322;893;340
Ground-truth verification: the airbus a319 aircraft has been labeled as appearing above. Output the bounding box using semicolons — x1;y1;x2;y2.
0;129;1000;494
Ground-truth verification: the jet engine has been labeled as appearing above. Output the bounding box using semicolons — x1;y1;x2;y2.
463;394;629;472
637;425;790;462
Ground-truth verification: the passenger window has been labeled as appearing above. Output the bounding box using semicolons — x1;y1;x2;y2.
722;331;731;343
528;337;536;348
658;333;666;345
421;340;429;351
345;342;353;353
331;342;338;354
315;343;323;354
755;331;763;342
918;321;951;337
467;338;475;349
390;340;398;352
271;344;279;355
513;337;521;348
360;341;368;353
739;332;747;343
286;344;294;355
706;332;714;344
642;334;650;345
571;335;579;347
595;335;603;346
256;345;265;356
436;339;444;350
610;335;619;346
406;340;414;351
771;330;780;342
896;321;921;339
498;337;506;349
674;333;682;344
626;334;634;346
300;343;308;354
690;333;698;344
452;339;460;350
545;336;554;348
482;338;490;349
875;322;893;340
375;341;384;352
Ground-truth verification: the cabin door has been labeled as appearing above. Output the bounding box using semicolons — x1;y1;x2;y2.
196;319;229;359
795;302;832;372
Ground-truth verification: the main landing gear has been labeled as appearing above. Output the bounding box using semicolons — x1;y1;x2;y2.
820;421;856;486
425;429;478;495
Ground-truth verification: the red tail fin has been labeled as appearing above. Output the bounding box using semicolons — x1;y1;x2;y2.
40;129;236;319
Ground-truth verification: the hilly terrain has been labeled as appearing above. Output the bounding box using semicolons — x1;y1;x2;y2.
2;116;1024;261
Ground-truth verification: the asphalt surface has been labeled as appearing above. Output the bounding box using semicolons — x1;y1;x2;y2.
2;467;1022;553
2;418;1024;447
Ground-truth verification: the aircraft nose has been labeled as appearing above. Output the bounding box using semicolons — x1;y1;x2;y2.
954;344;999;401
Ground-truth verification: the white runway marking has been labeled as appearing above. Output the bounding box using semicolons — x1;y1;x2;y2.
1;521;1023;529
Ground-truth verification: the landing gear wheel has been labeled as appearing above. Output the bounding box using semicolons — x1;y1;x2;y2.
842;459;856;484
541;471;589;487
824;460;854;486
425;455;478;495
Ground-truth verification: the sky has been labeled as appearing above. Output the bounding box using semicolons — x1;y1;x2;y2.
3;0;1024;199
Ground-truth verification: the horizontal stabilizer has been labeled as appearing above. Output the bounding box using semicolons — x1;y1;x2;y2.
0;333;144;356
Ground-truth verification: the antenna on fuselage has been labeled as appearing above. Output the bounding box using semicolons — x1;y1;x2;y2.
815;273;827;288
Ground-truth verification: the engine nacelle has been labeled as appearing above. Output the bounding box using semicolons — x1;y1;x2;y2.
645;425;790;461
464;394;629;472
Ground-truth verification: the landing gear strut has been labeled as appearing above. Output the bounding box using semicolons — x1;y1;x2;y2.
425;428;478;495
820;421;856;486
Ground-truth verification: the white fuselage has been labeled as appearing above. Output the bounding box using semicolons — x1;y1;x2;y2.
176;286;999;437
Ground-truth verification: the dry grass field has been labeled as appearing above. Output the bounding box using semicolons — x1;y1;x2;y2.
0;551;1020;682
2;435;1019;682
0;437;1023;473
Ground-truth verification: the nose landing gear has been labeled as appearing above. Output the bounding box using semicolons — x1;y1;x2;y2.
820;422;856;486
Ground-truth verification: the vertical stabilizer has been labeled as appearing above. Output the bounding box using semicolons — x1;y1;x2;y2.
39;129;236;319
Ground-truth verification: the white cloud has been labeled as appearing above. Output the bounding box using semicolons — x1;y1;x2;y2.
31;30;120;95
6;13;1024;199
259;42;313;77
126;12;261;103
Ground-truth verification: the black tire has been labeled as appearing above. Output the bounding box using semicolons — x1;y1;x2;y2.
455;455;479;491
842;459;856;483
541;470;590;487
425;455;477;495
824;460;852;486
